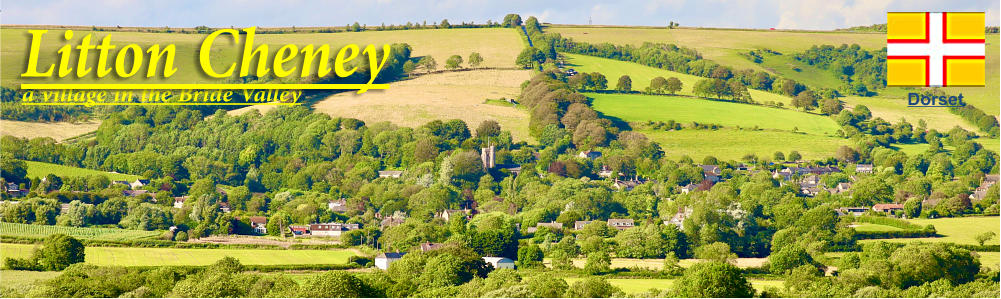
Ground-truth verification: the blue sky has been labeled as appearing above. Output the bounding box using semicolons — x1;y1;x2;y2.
2;0;997;30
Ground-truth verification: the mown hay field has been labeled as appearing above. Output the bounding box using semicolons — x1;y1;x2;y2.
313;69;534;141
0;243;357;266
0;120;99;142
22;160;141;181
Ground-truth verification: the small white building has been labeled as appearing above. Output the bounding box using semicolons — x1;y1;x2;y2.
483;256;515;269
375;252;406;270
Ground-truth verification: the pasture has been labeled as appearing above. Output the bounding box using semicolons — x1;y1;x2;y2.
549;26;885;73
0;222;159;241
560;277;784;295
858;216;1000;246
1;27;524;87
0;270;61;296
23;160;142;181
588;93;840;135
565;54;794;106
840;96;977;132
313;69;534;141
545;257;768;271
0;243;357;266
0;120;100;142
641;128;848;161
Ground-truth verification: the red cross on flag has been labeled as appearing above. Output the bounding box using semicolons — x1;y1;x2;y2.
886;12;985;87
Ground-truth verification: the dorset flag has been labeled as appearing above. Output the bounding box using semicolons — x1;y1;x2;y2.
887;12;985;87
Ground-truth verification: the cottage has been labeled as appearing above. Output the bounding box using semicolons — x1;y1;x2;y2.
112;180;130;187
613;179;644;191
835;207;869;217
833;182;852;194
872;203;904;214
328;199;348;213
483;257;515;269
378;170;404;178
4;183;25;197
607;218;634;230
130;179;150;190
218;202;231;213
439;209;472;222
574;220;593;230
375;252;406;270
527;221;563;234
597;165;614;178
380;211;407;228
855;164;874;174
577;151;602;160
173;196;187;209
419;242;444;252
249;216;267;234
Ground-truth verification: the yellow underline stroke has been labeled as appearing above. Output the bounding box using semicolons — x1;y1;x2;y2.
20;83;390;90
21;102;301;106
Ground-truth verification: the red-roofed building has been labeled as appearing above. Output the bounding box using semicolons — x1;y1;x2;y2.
872;203;904;213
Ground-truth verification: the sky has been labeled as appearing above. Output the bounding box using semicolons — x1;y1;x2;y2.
1;0;998;30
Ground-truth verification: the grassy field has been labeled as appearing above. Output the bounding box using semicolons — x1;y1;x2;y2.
0;120;100;142
588;93;840;135
2;27;523;87
561;277;784;294
565;54;794;106
859;216;1000;246
0;222;160;241
840;96;977;132
851;223;904;232
23;160;141;181
642;128;848;161
756;52;843;90
312;69;534;141
549;257;768;271
0;243;356;266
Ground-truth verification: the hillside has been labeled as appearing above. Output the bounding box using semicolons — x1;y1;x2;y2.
313;69;534;141
23;160;141;181
0;120;99;141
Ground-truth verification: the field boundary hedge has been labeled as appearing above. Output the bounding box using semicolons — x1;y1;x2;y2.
852;216;938;239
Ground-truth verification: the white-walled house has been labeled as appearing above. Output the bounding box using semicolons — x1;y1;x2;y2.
483;257;515;269
375;252;406;270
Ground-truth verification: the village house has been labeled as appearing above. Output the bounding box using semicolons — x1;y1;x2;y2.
597;165;614;178
527;221;563;234
379;211;407;228
855;164;874;174
970;174;999;202
4;183;25;197
378;170;404;178
112;180;130;187
699;165;722;182
439;209;473;222
835;207;869;217
872;203;904;214
375;252;406;270
218;202;231;213
173;196;187;209
419;242;444;252
328;199;348;213
833;182;853;194
483;257;515;269
607;218;634;230
574;220;593;230
577;151;602;160
249;216;267;234
130;179;150;190
613;179;645;191
665;207;693;229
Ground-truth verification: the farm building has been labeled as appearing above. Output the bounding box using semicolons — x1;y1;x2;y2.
309;223;359;237
4;183;25;197
288;225;309;236
872;203;904;213
249;216;267;234
483;257;515;269
607;218;635;230
375;252;406;270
